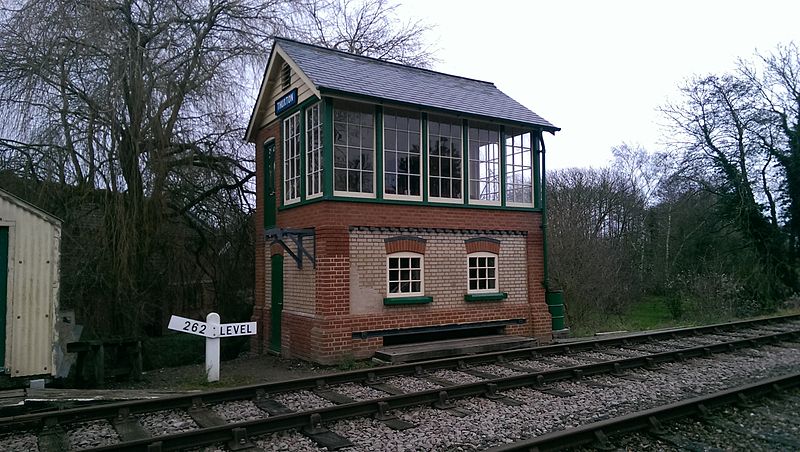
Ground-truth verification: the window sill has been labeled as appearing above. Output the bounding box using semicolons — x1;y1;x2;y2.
464;292;508;302
383;296;433;306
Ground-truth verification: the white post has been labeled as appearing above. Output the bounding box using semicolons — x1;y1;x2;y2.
206;312;220;382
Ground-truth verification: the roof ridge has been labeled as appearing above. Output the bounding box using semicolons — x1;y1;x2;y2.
273;36;496;86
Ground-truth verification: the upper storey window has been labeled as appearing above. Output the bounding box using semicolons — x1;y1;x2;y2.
468;124;501;204
428;116;462;202
306;103;323;199
383;109;421;199
334;101;374;196
505;129;533;206
283;111;300;204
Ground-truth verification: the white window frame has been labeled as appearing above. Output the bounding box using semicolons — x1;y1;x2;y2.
383;108;423;201
386;252;425;298
306;102;323;199
505;129;535;207
427;115;463;204
467;252;499;294
467;123;502;206
283;111;301;205
333;101;376;197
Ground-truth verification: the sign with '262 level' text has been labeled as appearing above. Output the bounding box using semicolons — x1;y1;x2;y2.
168;315;256;338
167;313;257;382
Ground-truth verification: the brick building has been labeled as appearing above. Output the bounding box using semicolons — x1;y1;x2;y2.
245;38;560;364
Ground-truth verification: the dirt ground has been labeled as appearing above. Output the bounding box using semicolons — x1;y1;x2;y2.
109;353;341;391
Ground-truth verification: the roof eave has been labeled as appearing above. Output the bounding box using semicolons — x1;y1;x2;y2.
318;87;559;132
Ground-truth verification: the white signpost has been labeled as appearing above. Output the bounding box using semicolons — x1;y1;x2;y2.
167;312;257;382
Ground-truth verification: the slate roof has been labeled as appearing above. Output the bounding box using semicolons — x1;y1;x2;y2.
275;38;559;131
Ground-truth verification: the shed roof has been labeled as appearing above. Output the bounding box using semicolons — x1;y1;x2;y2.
0;188;62;226
247;38;558;140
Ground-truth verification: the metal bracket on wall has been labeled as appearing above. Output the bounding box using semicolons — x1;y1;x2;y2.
264;227;316;269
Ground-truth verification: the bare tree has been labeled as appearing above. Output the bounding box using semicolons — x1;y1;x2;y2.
739;42;800;255
661;71;797;300
548;167;646;327
285;0;435;67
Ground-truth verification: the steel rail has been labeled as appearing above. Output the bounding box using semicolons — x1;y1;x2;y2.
0;313;797;434
484;371;800;451
81;329;800;451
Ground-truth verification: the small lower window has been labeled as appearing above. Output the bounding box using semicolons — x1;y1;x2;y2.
387;252;424;297
468;252;497;293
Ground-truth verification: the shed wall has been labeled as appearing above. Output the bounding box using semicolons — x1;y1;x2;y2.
0;195;60;377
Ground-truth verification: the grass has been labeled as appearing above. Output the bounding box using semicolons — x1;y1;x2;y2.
624;295;682;331
570;295;800;338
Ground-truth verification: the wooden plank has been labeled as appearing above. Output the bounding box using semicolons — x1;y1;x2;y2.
375;335;536;363
26;388;199;402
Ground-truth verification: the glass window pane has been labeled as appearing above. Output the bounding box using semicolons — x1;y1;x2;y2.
335;170;347;191
410;176;420;196
348;171;360;192
362;151;373;170
384;129;396;150
385;174;397;194
430;178;440;197
362;172;373;193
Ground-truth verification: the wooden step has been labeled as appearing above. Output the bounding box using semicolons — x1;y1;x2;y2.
374;335;537;363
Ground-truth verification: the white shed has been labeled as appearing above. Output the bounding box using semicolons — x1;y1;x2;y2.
0;188;61;377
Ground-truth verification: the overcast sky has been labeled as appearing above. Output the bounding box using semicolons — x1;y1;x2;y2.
399;0;800;169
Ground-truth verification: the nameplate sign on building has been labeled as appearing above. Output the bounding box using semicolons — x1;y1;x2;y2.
275;88;298;115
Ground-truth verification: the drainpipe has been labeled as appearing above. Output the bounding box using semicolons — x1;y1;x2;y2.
539;132;549;291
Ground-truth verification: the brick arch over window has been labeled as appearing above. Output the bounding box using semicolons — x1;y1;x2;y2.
465;237;501;254
384;236;426;254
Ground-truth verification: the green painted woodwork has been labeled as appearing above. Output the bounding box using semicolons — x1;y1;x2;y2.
299;105;307;202
264;140;277;228
462;119;470;206
277;193;541;212
375;105;384;199
546;290;566;330
0;227;7;366
383;296;433;306
464;292;508;302
322;98;334;197
499;125;507;207
540;131;550;291
269;254;284;353
421;112;428;202
533;131;541;208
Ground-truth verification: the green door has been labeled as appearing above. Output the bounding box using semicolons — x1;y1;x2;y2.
0;227;9;367
269;254;283;354
264;140;283;353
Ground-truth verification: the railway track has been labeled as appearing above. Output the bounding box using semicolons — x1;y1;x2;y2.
1;314;799;451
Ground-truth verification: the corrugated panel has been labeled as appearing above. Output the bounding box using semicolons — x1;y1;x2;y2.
0;194;60;377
